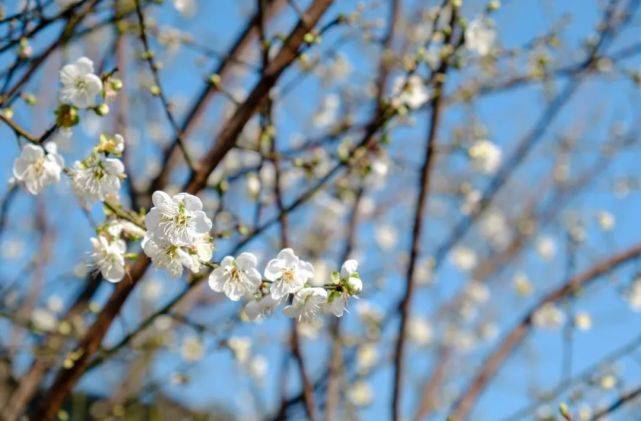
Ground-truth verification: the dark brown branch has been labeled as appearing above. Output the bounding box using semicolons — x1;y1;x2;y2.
391;4;459;419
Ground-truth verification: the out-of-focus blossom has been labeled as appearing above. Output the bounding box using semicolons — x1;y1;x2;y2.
12;142;64;195
59;57;102;108
469;139;502;175
90;235;126;283
465;17;497;56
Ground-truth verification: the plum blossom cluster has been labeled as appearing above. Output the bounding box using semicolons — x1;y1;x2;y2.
11;56;122;198
71;133;126;208
142;191;213;277
90;219;146;283
209;248;362;322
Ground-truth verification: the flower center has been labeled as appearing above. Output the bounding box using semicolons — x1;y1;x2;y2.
75;77;88;90
32;157;46;176
174;212;189;227
282;268;295;284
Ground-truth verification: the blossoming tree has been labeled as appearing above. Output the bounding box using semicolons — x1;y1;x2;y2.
1;0;641;420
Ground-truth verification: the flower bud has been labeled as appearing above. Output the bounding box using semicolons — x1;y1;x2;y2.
95;103;110;116
347;276;362;296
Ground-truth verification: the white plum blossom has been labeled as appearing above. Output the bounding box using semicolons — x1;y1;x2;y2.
264;248;315;300
181;233;214;273
513;271;533;296
347;381;374;407
248;355;268;383
227;336;252;364
356;344;378;374
341;259;362;295
98;133;125;155
71;155;125;208
313;94;340;128
244;294;282;321
327;259;363;317
533;302;565;329
106;219;146;239
59;57;103;108
145;191;212;246
90;235;126;283
536;236;556;261
31;308;58;332
374;224;397;250
464;281;490;304
391;74;429;109
173;0;197;17
142;236;195;278
283;287;328;323
465;17;497;56
12;142;64;195
597;211;615;231
181;336;204;362
574;311;592;331
625;277;641;311
407;317;433;346
451;246;477;271
208;252;262;301
469;139;502;175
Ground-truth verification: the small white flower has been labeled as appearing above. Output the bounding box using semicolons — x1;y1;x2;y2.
31;308;57;332
264;248;315;300
145;190;212;246
227;336;252;364
98;133;125;155
181;336;204;362
347;381;373;407
71;155;125;208
356;344;378;373
341;259;362;295
327;293;348;317
574;311;592;331
536;236;556;261
90;235;126;283
313;94;340;128
451;246;477;271
106;219;146;239
173;0;197;17
465;281;490;304
180;233;214;273
283;287;328;323
391;74;429;109
465;18;497;56
374;224;397;250
626;277;641;311
59;57;103;108
327;259;362;317
248;355;268;382
597;211;615;231
12;142;64;195
142;235;194;278
469;140;502;175
407;317;433;346
244;294;282;321
513;271;533;296
111;134;125;154
209;252;262;301
533;303;565;330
